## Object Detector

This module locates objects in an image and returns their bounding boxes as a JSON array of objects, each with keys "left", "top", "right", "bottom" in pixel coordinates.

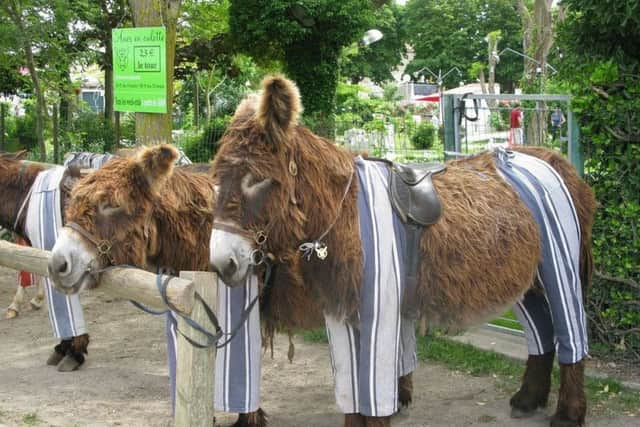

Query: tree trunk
[
  {"left": 6, "top": 1, "right": 48, "bottom": 160},
  {"left": 104, "top": 35, "right": 115, "bottom": 121},
  {"left": 129, "top": 0, "right": 181, "bottom": 145},
  {"left": 0, "top": 103, "right": 6, "bottom": 151},
  {"left": 518, "top": 0, "right": 555, "bottom": 146},
  {"left": 53, "top": 104, "right": 59, "bottom": 164}
]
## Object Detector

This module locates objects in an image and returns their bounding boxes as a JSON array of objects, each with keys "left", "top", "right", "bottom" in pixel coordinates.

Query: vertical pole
[
  {"left": 175, "top": 271, "right": 217, "bottom": 427},
  {"left": 567, "top": 106, "right": 583, "bottom": 176},
  {"left": 443, "top": 94, "right": 455, "bottom": 158},
  {"left": 115, "top": 111, "right": 121, "bottom": 149}
]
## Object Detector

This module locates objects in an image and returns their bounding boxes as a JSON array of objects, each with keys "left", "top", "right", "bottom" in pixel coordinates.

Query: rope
[{"left": 298, "top": 169, "right": 355, "bottom": 261}]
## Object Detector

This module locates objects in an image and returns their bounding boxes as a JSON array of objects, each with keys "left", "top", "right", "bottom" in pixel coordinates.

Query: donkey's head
[
  {"left": 48, "top": 145, "right": 178, "bottom": 294},
  {"left": 209, "top": 75, "right": 304, "bottom": 286}
]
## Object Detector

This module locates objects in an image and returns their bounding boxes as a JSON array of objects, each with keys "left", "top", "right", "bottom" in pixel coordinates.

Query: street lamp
[
  {"left": 361, "top": 29, "right": 383, "bottom": 47},
  {"left": 495, "top": 48, "right": 558, "bottom": 74},
  {"left": 413, "top": 66, "right": 463, "bottom": 123}
]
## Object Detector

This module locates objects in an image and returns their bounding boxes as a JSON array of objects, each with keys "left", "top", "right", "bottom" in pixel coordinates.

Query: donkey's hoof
[
  {"left": 550, "top": 414, "right": 583, "bottom": 427},
  {"left": 510, "top": 387, "right": 547, "bottom": 418},
  {"left": 231, "top": 408, "right": 268, "bottom": 427},
  {"left": 510, "top": 406, "right": 538, "bottom": 419},
  {"left": 29, "top": 298, "right": 43, "bottom": 310},
  {"left": 57, "top": 354, "right": 83, "bottom": 372},
  {"left": 46, "top": 350, "right": 65, "bottom": 366},
  {"left": 4, "top": 308, "right": 18, "bottom": 319}
]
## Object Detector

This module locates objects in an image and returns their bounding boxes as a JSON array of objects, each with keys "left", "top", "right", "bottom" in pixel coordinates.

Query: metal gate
[{"left": 443, "top": 93, "right": 583, "bottom": 175}]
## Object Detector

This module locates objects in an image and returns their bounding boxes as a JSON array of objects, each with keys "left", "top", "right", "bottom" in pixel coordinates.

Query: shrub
[
  {"left": 411, "top": 122, "right": 436, "bottom": 149},
  {"left": 180, "top": 116, "right": 230, "bottom": 163}
]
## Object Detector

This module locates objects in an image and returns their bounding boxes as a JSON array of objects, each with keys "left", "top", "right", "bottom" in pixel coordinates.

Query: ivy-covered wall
[{"left": 558, "top": 1, "right": 640, "bottom": 360}]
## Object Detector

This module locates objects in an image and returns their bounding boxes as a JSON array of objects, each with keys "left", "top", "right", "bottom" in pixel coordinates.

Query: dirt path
[{"left": 0, "top": 267, "right": 636, "bottom": 427}]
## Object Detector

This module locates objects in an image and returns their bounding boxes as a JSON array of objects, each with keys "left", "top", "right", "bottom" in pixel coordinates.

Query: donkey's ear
[
  {"left": 136, "top": 144, "right": 178, "bottom": 187},
  {"left": 257, "top": 75, "right": 302, "bottom": 146}
]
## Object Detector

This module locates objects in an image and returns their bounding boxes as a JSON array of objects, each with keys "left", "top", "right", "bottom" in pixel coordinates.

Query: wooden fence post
[{"left": 175, "top": 271, "right": 217, "bottom": 427}]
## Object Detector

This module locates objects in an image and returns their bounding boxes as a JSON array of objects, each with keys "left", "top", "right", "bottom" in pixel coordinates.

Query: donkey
[
  {"left": 207, "top": 76, "right": 597, "bottom": 427},
  {"left": 0, "top": 151, "right": 91, "bottom": 370}
]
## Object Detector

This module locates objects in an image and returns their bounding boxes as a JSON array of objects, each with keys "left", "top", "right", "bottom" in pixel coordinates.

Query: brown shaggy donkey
[
  {"left": 0, "top": 151, "right": 90, "bottom": 370},
  {"left": 207, "top": 76, "right": 596, "bottom": 427}
]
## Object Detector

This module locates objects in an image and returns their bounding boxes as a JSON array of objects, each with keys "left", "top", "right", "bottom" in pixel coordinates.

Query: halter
[{"left": 66, "top": 221, "right": 117, "bottom": 266}]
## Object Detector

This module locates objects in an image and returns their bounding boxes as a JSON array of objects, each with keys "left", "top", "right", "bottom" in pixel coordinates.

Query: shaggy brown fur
[
  {"left": 0, "top": 151, "right": 44, "bottom": 235},
  {"left": 554, "top": 362, "right": 586, "bottom": 427},
  {"left": 212, "top": 75, "right": 597, "bottom": 426}
]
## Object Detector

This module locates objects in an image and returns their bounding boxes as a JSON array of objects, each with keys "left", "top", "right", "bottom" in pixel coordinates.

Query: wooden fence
[{"left": 0, "top": 239, "right": 217, "bottom": 427}]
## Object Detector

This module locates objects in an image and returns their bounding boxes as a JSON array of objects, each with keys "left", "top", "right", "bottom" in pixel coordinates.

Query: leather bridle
[{"left": 66, "top": 221, "right": 117, "bottom": 266}]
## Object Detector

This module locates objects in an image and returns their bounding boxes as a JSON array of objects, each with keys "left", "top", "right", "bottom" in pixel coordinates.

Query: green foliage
[
  {"left": 411, "top": 122, "right": 436, "bottom": 149},
  {"left": 180, "top": 115, "right": 230, "bottom": 163},
  {"left": 229, "top": 0, "right": 379, "bottom": 129},
  {"left": 340, "top": 3, "right": 407, "bottom": 84},
  {"left": 404, "top": 0, "right": 522, "bottom": 89},
  {"left": 65, "top": 110, "right": 115, "bottom": 154},
  {"left": 557, "top": 0, "right": 640, "bottom": 360}
]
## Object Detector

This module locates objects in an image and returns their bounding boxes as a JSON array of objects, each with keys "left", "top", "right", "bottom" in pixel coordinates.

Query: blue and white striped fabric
[
  {"left": 495, "top": 149, "right": 588, "bottom": 364},
  {"left": 325, "top": 156, "right": 416, "bottom": 417},
  {"left": 166, "top": 273, "right": 261, "bottom": 413},
  {"left": 25, "top": 167, "right": 87, "bottom": 339},
  {"left": 63, "top": 152, "right": 115, "bottom": 169}
]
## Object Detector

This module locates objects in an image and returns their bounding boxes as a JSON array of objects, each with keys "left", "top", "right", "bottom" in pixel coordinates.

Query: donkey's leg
[
  {"left": 550, "top": 361, "right": 586, "bottom": 427},
  {"left": 5, "top": 285, "right": 25, "bottom": 319},
  {"left": 510, "top": 351, "right": 555, "bottom": 417},
  {"left": 29, "top": 279, "right": 45, "bottom": 309},
  {"left": 231, "top": 408, "right": 268, "bottom": 427},
  {"left": 344, "top": 413, "right": 366, "bottom": 427},
  {"left": 363, "top": 415, "right": 392, "bottom": 426},
  {"left": 511, "top": 290, "right": 556, "bottom": 417},
  {"left": 398, "top": 373, "right": 413, "bottom": 408}
]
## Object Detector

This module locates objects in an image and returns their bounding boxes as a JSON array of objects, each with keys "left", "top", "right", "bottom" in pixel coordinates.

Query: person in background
[
  {"left": 550, "top": 107, "right": 566, "bottom": 141},
  {"left": 509, "top": 103, "right": 524, "bottom": 146}
]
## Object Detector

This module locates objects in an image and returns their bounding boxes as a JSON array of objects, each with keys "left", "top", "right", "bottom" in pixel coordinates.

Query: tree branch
[{"left": 595, "top": 270, "right": 640, "bottom": 291}]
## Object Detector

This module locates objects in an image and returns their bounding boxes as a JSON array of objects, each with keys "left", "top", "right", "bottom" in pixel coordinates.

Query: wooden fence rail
[{"left": 0, "top": 239, "right": 217, "bottom": 427}]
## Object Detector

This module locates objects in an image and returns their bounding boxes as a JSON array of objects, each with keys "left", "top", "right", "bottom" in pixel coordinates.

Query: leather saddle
[{"left": 388, "top": 161, "right": 446, "bottom": 226}]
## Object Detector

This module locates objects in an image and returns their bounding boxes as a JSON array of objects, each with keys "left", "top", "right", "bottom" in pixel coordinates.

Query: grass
[
  {"left": 301, "top": 328, "right": 640, "bottom": 416},
  {"left": 21, "top": 412, "right": 41, "bottom": 426}
]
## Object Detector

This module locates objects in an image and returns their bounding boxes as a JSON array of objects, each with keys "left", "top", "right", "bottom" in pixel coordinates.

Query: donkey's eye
[{"left": 99, "top": 202, "right": 126, "bottom": 216}]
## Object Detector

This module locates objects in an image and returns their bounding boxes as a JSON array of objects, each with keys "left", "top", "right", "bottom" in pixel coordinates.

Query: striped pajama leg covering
[
  {"left": 166, "top": 274, "right": 261, "bottom": 414},
  {"left": 496, "top": 149, "right": 588, "bottom": 365},
  {"left": 25, "top": 167, "right": 87, "bottom": 340},
  {"left": 325, "top": 157, "right": 416, "bottom": 418}
]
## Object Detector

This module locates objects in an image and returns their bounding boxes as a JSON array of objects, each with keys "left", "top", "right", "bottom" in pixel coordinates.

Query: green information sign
[{"left": 112, "top": 27, "right": 167, "bottom": 113}]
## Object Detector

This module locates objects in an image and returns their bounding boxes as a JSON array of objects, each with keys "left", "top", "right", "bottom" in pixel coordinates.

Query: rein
[{"left": 66, "top": 220, "right": 267, "bottom": 350}]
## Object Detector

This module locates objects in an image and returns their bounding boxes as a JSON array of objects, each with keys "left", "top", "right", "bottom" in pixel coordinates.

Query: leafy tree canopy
[
  {"left": 340, "top": 3, "right": 407, "bottom": 84},
  {"left": 229, "top": 0, "right": 380, "bottom": 121},
  {"left": 404, "top": 0, "right": 522, "bottom": 88}
]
